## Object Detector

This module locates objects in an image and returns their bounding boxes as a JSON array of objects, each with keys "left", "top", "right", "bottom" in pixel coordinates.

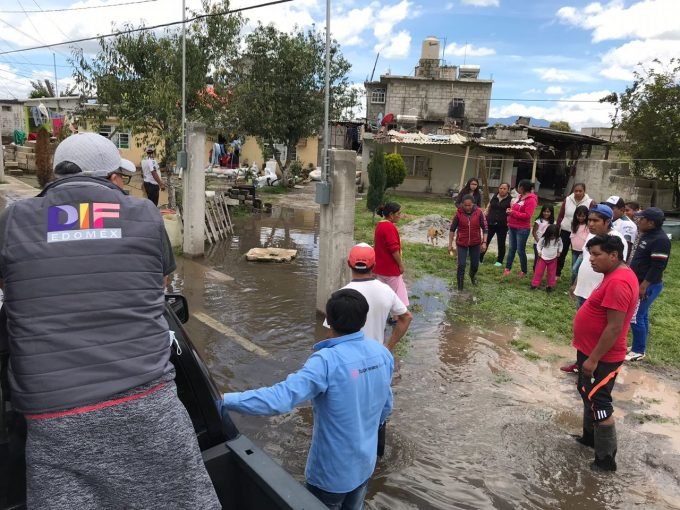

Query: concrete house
[{"left": 364, "top": 36, "right": 492, "bottom": 133}]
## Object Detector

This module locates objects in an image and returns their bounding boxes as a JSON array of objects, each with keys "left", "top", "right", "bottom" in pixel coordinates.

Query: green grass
[
  {"left": 354, "top": 196, "right": 680, "bottom": 368},
  {"left": 257, "top": 186, "right": 289, "bottom": 194}
]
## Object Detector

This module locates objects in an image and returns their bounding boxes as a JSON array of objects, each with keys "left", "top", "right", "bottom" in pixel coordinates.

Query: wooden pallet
[{"left": 204, "top": 191, "right": 234, "bottom": 244}]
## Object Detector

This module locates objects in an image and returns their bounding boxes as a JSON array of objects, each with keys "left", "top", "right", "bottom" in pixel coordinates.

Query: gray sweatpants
[{"left": 25, "top": 378, "right": 221, "bottom": 509}]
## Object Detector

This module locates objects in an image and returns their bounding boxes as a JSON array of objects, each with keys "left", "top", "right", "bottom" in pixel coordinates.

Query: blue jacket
[{"left": 222, "top": 331, "right": 394, "bottom": 493}]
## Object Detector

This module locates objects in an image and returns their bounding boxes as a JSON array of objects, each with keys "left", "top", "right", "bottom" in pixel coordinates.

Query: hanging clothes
[{"left": 13, "top": 130, "right": 26, "bottom": 145}]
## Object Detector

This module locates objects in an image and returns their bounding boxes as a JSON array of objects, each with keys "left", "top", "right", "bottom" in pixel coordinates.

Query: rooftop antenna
[{"left": 369, "top": 53, "right": 380, "bottom": 82}]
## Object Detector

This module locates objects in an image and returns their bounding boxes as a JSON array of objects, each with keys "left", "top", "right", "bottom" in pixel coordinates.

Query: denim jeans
[
  {"left": 481, "top": 223, "right": 507, "bottom": 263},
  {"left": 506, "top": 228, "right": 531, "bottom": 273},
  {"left": 457, "top": 244, "right": 481, "bottom": 280},
  {"left": 306, "top": 480, "right": 369, "bottom": 510},
  {"left": 631, "top": 281, "right": 663, "bottom": 354}
]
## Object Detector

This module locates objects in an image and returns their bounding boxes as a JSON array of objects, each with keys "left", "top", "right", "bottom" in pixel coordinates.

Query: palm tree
[{"left": 29, "top": 79, "right": 76, "bottom": 98}]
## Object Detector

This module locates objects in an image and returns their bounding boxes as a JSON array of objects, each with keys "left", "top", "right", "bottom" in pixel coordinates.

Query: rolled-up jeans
[{"left": 506, "top": 227, "right": 531, "bottom": 273}]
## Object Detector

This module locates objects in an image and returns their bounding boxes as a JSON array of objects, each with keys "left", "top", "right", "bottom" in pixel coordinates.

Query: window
[
  {"left": 116, "top": 132, "right": 130, "bottom": 149},
  {"left": 486, "top": 156, "right": 503, "bottom": 186},
  {"left": 1, "top": 106, "right": 11, "bottom": 112},
  {"left": 401, "top": 155, "right": 430, "bottom": 178},
  {"left": 449, "top": 98, "right": 465, "bottom": 118},
  {"left": 98, "top": 125, "right": 113, "bottom": 137},
  {"left": 371, "top": 88, "right": 386, "bottom": 104}
]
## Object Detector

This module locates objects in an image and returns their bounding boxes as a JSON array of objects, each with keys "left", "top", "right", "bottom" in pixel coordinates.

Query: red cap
[{"left": 348, "top": 243, "right": 375, "bottom": 270}]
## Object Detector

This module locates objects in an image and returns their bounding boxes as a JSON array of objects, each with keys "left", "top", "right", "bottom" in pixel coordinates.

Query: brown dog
[{"left": 427, "top": 226, "right": 444, "bottom": 246}]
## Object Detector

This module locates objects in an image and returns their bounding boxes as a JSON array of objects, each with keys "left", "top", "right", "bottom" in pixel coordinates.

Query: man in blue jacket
[
  {"left": 627, "top": 207, "right": 671, "bottom": 361},
  {"left": 222, "top": 289, "right": 394, "bottom": 510}
]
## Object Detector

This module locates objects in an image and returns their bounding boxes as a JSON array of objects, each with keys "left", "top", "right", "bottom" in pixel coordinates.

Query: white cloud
[
  {"left": 445, "top": 2, "right": 455, "bottom": 10},
  {"left": 444, "top": 42, "right": 495, "bottom": 57},
  {"left": 371, "top": 0, "right": 413, "bottom": 60},
  {"left": 375, "top": 30, "right": 412, "bottom": 59},
  {"left": 489, "top": 90, "right": 616, "bottom": 130},
  {"left": 535, "top": 67, "right": 595, "bottom": 83},
  {"left": 545, "top": 86, "right": 565, "bottom": 94},
  {"left": 600, "top": 38, "right": 680, "bottom": 80},
  {"left": 331, "top": 7, "right": 374, "bottom": 46},
  {"left": 557, "top": 0, "right": 680, "bottom": 43},
  {"left": 462, "top": 0, "right": 500, "bottom": 7}
]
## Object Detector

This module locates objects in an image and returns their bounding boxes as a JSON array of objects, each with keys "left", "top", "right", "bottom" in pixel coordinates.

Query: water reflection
[{"left": 172, "top": 207, "right": 680, "bottom": 510}]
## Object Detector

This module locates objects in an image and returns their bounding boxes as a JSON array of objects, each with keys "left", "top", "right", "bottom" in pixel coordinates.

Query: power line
[
  {"left": 30, "top": 0, "right": 72, "bottom": 41},
  {"left": 0, "top": 0, "right": 295, "bottom": 55},
  {"left": 0, "top": 0, "right": 158, "bottom": 13},
  {"left": 0, "top": 17, "right": 71, "bottom": 59}
]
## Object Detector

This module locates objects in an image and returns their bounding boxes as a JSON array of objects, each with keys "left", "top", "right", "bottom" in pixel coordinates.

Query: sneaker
[
  {"left": 560, "top": 363, "right": 578, "bottom": 373},
  {"left": 494, "top": 262, "right": 502, "bottom": 267},
  {"left": 517, "top": 272, "right": 527, "bottom": 278},
  {"left": 546, "top": 287, "right": 554, "bottom": 293},
  {"left": 626, "top": 346, "right": 632, "bottom": 354},
  {"left": 503, "top": 269, "right": 511, "bottom": 276},
  {"left": 625, "top": 351, "right": 646, "bottom": 362}
]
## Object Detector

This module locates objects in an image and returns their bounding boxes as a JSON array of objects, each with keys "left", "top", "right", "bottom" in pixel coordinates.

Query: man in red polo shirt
[{"left": 572, "top": 234, "right": 638, "bottom": 472}]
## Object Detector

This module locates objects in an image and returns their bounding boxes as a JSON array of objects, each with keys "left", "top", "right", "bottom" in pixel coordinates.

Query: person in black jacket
[
  {"left": 455, "top": 178, "right": 482, "bottom": 208},
  {"left": 626, "top": 207, "right": 671, "bottom": 361},
  {"left": 480, "top": 182, "right": 512, "bottom": 266}
]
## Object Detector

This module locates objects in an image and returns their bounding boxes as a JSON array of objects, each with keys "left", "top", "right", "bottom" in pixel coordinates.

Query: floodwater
[{"left": 172, "top": 206, "right": 680, "bottom": 510}]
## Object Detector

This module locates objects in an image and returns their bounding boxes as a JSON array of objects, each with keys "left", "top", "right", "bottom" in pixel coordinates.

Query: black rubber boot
[
  {"left": 575, "top": 407, "right": 594, "bottom": 448},
  {"left": 457, "top": 275, "right": 464, "bottom": 291},
  {"left": 591, "top": 422, "right": 617, "bottom": 472}
]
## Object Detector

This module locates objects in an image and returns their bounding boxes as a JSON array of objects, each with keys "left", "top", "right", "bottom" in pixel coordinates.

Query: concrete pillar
[
  {"left": 183, "top": 123, "right": 206, "bottom": 257},
  {"left": 316, "top": 149, "right": 356, "bottom": 313},
  {"left": 0, "top": 123, "right": 4, "bottom": 183}
]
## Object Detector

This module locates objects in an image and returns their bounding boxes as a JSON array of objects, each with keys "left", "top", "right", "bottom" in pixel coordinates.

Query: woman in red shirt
[{"left": 373, "top": 202, "right": 408, "bottom": 307}]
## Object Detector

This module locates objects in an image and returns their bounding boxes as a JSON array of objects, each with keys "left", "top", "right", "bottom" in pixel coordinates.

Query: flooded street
[{"left": 173, "top": 207, "right": 680, "bottom": 510}]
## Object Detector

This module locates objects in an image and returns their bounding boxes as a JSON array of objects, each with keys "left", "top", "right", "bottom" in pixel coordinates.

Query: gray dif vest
[{"left": 0, "top": 176, "right": 172, "bottom": 414}]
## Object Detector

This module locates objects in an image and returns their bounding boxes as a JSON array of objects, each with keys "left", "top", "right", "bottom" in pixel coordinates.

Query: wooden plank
[
  {"left": 193, "top": 312, "right": 270, "bottom": 358},
  {"left": 205, "top": 200, "right": 220, "bottom": 241},
  {"left": 215, "top": 193, "right": 230, "bottom": 234},
  {"left": 209, "top": 198, "right": 225, "bottom": 239}
]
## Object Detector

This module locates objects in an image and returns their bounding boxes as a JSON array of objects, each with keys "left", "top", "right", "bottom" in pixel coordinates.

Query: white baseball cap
[
  {"left": 119, "top": 159, "right": 137, "bottom": 176},
  {"left": 53, "top": 133, "right": 123, "bottom": 176},
  {"left": 605, "top": 195, "right": 623, "bottom": 206}
]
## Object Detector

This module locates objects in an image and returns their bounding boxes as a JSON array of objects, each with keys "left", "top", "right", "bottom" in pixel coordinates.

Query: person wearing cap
[
  {"left": 562, "top": 204, "right": 628, "bottom": 373},
  {"left": 604, "top": 196, "right": 637, "bottom": 261},
  {"left": 141, "top": 146, "right": 165, "bottom": 206},
  {"left": 626, "top": 207, "right": 671, "bottom": 362},
  {"left": 327, "top": 243, "right": 412, "bottom": 352},
  {"left": 222, "top": 289, "right": 393, "bottom": 509},
  {"left": 0, "top": 133, "right": 220, "bottom": 508},
  {"left": 93, "top": 157, "right": 137, "bottom": 192}
]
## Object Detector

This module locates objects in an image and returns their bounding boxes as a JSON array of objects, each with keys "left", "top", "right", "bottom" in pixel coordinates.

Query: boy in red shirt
[{"left": 572, "top": 235, "right": 638, "bottom": 472}]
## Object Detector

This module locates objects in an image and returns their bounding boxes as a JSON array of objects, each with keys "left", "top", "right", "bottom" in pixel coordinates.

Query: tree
[
  {"left": 618, "top": 59, "right": 680, "bottom": 205},
  {"left": 231, "top": 24, "right": 351, "bottom": 186},
  {"left": 367, "top": 146, "right": 386, "bottom": 221},
  {"left": 29, "top": 79, "right": 76, "bottom": 98},
  {"left": 384, "top": 153, "right": 407, "bottom": 190},
  {"left": 35, "top": 128, "right": 52, "bottom": 188},
  {"left": 72, "top": 0, "right": 242, "bottom": 166},
  {"left": 549, "top": 121, "right": 572, "bottom": 132}
]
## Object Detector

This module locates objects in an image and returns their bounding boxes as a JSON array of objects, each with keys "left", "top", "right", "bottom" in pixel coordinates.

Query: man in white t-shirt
[
  {"left": 325, "top": 243, "right": 412, "bottom": 351},
  {"left": 141, "top": 146, "right": 165, "bottom": 206},
  {"left": 571, "top": 204, "right": 628, "bottom": 307},
  {"left": 605, "top": 196, "right": 637, "bottom": 261}
]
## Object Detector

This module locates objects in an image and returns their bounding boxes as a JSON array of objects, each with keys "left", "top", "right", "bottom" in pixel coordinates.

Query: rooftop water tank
[{"left": 421, "top": 36, "right": 440, "bottom": 61}]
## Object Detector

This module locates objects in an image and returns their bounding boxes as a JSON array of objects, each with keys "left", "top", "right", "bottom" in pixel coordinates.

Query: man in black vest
[{"left": 0, "top": 133, "right": 219, "bottom": 509}]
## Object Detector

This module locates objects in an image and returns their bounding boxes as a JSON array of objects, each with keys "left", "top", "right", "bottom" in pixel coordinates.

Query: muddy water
[{"left": 173, "top": 207, "right": 680, "bottom": 510}]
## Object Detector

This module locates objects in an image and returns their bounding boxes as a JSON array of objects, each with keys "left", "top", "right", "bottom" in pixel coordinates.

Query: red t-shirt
[
  {"left": 374, "top": 220, "right": 401, "bottom": 276},
  {"left": 572, "top": 266, "right": 639, "bottom": 363}
]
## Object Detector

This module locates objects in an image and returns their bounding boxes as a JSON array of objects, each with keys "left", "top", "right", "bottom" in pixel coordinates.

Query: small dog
[{"left": 427, "top": 226, "right": 444, "bottom": 246}]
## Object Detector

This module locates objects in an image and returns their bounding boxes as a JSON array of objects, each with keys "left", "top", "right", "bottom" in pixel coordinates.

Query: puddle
[{"left": 172, "top": 206, "right": 680, "bottom": 510}]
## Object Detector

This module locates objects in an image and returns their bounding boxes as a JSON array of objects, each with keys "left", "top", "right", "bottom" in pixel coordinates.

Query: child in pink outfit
[{"left": 531, "top": 224, "right": 563, "bottom": 292}]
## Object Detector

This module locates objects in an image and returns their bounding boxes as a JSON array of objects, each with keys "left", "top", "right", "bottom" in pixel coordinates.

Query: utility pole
[
  {"left": 322, "top": 0, "right": 330, "bottom": 182},
  {"left": 53, "top": 53, "right": 60, "bottom": 115},
  {"left": 0, "top": 122, "right": 5, "bottom": 183}
]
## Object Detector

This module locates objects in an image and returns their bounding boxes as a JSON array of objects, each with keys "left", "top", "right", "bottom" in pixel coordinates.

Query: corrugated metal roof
[{"left": 376, "top": 130, "right": 468, "bottom": 145}]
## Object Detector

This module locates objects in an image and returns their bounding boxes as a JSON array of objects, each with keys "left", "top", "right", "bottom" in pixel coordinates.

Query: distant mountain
[{"left": 487, "top": 116, "right": 550, "bottom": 127}]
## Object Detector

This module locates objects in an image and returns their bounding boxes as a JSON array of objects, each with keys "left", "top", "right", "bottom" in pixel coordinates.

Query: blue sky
[{"left": 0, "top": 0, "right": 677, "bottom": 129}]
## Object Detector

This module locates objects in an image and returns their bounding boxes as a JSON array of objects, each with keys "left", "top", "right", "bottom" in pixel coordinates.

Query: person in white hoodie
[{"left": 555, "top": 183, "right": 594, "bottom": 278}]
